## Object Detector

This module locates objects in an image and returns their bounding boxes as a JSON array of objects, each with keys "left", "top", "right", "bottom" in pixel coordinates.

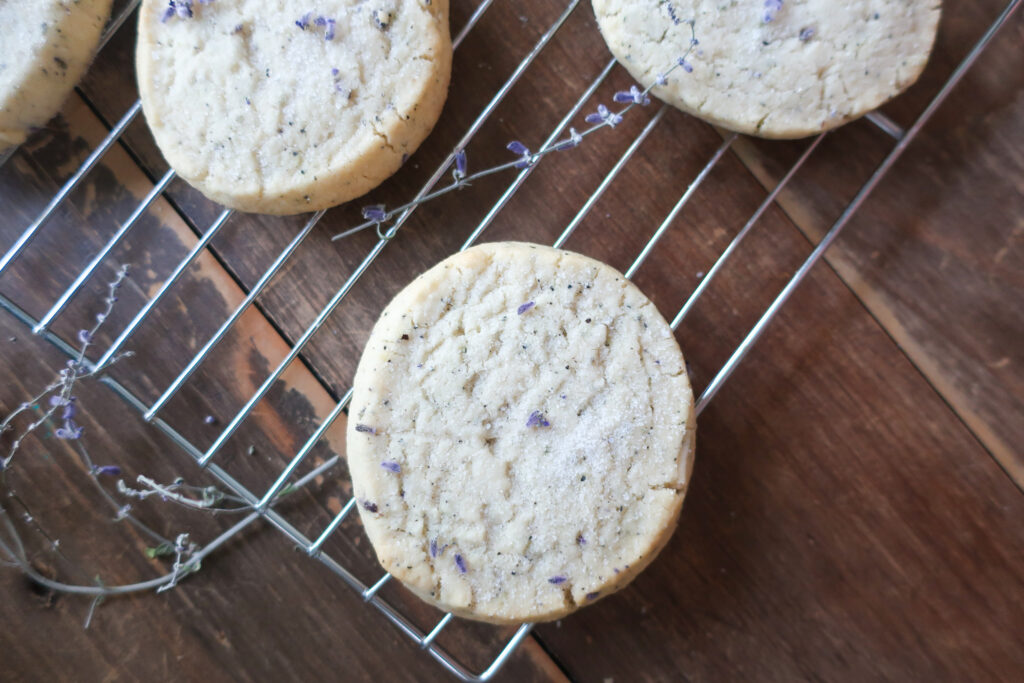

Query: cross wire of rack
[{"left": 0, "top": 0, "right": 1019, "bottom": 679}]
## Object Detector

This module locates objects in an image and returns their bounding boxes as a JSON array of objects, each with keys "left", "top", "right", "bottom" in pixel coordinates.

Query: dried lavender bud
[
  {"left": 454, "top": 149, "right": 467, "bottom": 179},
  {"left": 381, "top": 460, "right": 401, "bottom": 473},
  {"left": 586, "top": 591, "right": 600, "bottom": 600},
  {"left": 362, "top": 205, "right": 387, "bottom": 222},
  {"left": 763, "top": 0, "right": 783, "bottom": 23},
  {"left": 677, "top": 57, "right": 694, "bottom": 73},
  {"left": 203, "top": 415, "right": 216, "bottom": 425},
  {"left": 314, "top": 15, "right": 327, "bottom": 26},
  {"left": 361, "top": 500, "right": 379, "bottom": 513},
  {"left": 325, "top": 18, "right": 336, "bottom": 40},
  {"left": 799, "top": 26, "right": 815, "bottom": 41},
  {"left": 613, "top": 85, "right": 650, "bottom": 106},
  {"left": 454, "top": 553, "right": 467, "bottom": 573},
  {"left": 355, "top": 423, "right": 377, "bottom": 434},
  {"left": 77, "top": 329, "right": 92, "bottom": 344},
  {"left": 506, "top": 140, "right": 531, "bottom": 168},
  {"left": 576, "top": 534, "right": 586, "bottom": 545},
  {"left": 548, "top": 576, "right": 567, "bottom": 585},
  {"left": 175, "top": 0, "right": 193, "bottom": 19},
  {"left": 295, "top": 12, "right": 312, "bottom": 30},
  {"left": 160, "top": 4, "right": 175, "bottom": 22},
  {"left": 585, "top": 104, "right": 623, "bottom": 127},
  {"left": 526, "top": 410, "right": 550, "bottom": 428},
  {"left": 655, "top": 73, "right": 668, "bottom": 86},
  {"left": 55, "top": 420, "right": 83, "bottom": 440},
  {"left": 429, "top": 538, "right": 438, "bottom": 558},
  {"left": 516, "top": 301, "right": 535, "bottom": 315},
  {"left": 665, "top": 2, "right": 682, "bottom": 25},
  {"left": 93, "top": 465, "right": 122, "bottom": 477},
  {"left": 61, "top": 401, "right": 76, "bottom": 421}
]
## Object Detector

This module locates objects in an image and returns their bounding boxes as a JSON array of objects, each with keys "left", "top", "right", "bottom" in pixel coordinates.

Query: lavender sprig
[
  {"left": 332, "top": 22, "right": 700, "bottom": 243},
  {"left": 0, "top": 265, "right": 344, "bottom": 617},
  {"left": 116, "top": 476, "right": 252, "bottom": 513},
  {"left": 2, "top": 265, "right": 131, "bottom": 470}
]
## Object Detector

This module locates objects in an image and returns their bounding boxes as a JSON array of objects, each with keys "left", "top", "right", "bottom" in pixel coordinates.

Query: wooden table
[{"left": 1, "top": 1, "right": 1021, "bottom": 680}]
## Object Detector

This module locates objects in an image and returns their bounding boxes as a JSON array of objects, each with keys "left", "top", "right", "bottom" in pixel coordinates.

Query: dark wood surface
[
  {"left": 1, "top": 1, "right": 1022, "bottom": 681},
  {"left": 728, "top": 0, "right": 1024, "bottom": 487}
]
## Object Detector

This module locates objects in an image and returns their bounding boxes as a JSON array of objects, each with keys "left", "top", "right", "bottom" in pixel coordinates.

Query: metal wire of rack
[{"left": 0, "top": 0, "right": 1020, "bottom": 679}]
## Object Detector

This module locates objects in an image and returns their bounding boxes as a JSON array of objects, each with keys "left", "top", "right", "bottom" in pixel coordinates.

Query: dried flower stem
[
  {"left": 2, "top": 264, "right": 132, "bottom": 471},
  {"left": 118, "top": 476, "right": 252, "bottom": 513},
  {"left": 0, "top": 380, "right": 62, "bottom": 437},
  {"left": 0, "top": 509, "right": 259, "bottom": 597},
  {"left": 0, "top": 262, "right": 341, "bottom": 600},
  {"left": 332, "top": 23, "right": 698, "bottom": 243}
]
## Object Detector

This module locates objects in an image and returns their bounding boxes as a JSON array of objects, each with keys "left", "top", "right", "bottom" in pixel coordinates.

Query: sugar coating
[
  {"left": 0, "top": 0, "right": 113, "bottom": 150},
  {"left": 347, "top": 243, "right": 696, "bottom": 623},
  {"left": 136, "top": 0, "right": 451, "bottom": 214},
  {"left": 591, "top": 0, "right": 941, "bottom": 138}
]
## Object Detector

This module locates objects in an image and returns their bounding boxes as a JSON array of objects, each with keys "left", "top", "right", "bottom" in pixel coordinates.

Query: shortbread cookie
[
  {"left": 0, "top": 0, "right": 113, "bottom": 150},
  {"left": 136, "top": 0, "right": 451, "bottom": 214},
  {"left": 347, "top": 242, "right": 696, "bottom": 624},
  {"left": 591, "top": 0, "right": 941, "bottom": 138}
]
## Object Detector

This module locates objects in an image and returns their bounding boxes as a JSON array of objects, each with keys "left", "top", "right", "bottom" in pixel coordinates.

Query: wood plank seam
[{"left": 725, "top": 136, "right": 1024, "bottom": 493}]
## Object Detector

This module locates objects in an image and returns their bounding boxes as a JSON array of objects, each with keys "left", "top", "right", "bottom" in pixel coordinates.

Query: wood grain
[
  {"left": 0, "top": 81, "right": 562, "bottom": 683},
  {"left": 727, "top": 0, "right": 1024, "bottom": 486},
  {"left": 1, "top": 0, "right": 1022, "bottom": 681}
]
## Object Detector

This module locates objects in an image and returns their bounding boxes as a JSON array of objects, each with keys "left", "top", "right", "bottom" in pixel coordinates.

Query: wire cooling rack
[{"left": 0, "top": 0, "right": 1019, "bottom": 679}]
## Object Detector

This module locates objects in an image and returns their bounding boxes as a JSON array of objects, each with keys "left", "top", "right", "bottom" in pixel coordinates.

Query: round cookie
[
  {"left": 347, "top": 242, "right": 696, "bottom": 624},
  {"left": 0, "top": 0, "right": 113, "bottom": 150},
  {"left": 136, "top": 0, "right": 451, "bottom": 214},
  {"left": 591, "top": 0, "right": 941, "bottom": 138}
]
